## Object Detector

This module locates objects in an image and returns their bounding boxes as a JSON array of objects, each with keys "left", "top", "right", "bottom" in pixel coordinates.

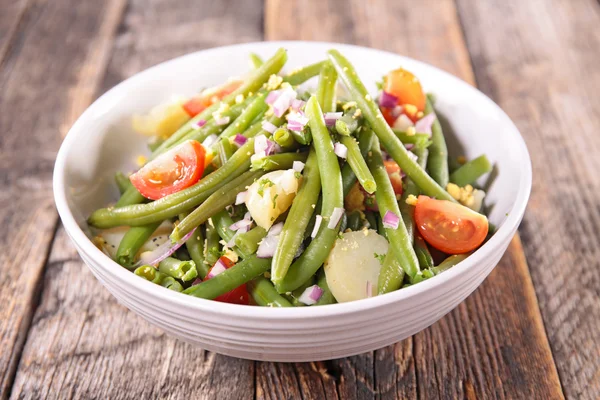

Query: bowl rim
[{"left": 53, "top": 40, "right": 532, "bottom": 319}]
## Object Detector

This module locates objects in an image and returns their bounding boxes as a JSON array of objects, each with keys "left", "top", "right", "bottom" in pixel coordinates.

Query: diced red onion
[
  {"left": 292, "top": 161, "right": 305, "bottom": 172},
  {"left": 207, "top": 258, "right": 227, "bottom": 278},
  {"left": 262, "top": 120, "right": 277, "bottom": 134},
  {"left": 334, "top": 142, "right": 348, "bottom": 159},
  {"left": 244, "top": 211, "right": 251, "bottom": 220},
  {"left": 226, "top": 231, "right": 239, "bottom": 248},
  {"left": 193, "top": 119, "right": 207, "bottom": 130},
  {"left": 229, "top": 218, "right": 253, "bottom": 232},
  {"left": 404, "top": 143, "right": 414, "bottom": 150},
  {"left": 393, "top": 114, "right": 414, "bottom": 131},
  {"left": 382, "top": 210, "right": 400, "bottom": 229},
  {"left": 311, "top": 215, "right": 322, "bottom": 238},
  {"left": 272, "top": 87, "right": 297, "bottom": 117},
  {"left": 268, "top": 222, "right": 284, "bottom": 236},
  {"left": 266, "top": 89, "right": 281, "bottom": 105},
  {"left": 324, "top": 112, "right": 343, "bottom": 126},
  {"left": 291, "top": 99, "right": 306, "bottom": 111},
  {"left": 379, "top": 91, "right": 398, "bottom": 108},
  {"left": 202, "top": 134, "right": 218, "bottom": 148},
  {"left": 287, "top": 110, "right": 309, "bottom": 132},
  {"left": 407, "top": 151, "right": 419, "bottom": 162},
  {"left": 233, "top": 134, "right": 247, "bottom": 147},
  {"left": 254, "top": 134, "right": 268, "bottom": 155},
  {"left": 391, "top": 105, "right": 403, "bottom": 118},
  {"left": 328, "top": 207, "right": 344, "bottom": 229},
  {"left": 298, "top": 285, "right": 323, "bottom": 305},
  {"left": 213, "top": 113, "right": 230, "bottom": 126},
  {"left": 415, "top": 113, "right": 436, "bottom": 136},
  {"left": 265, "top": 139, "right": 281, "bottom": 156},
  {"left": 235, "top": 190, "right": 247, "bottom": 205},
  {"left": 366, "top": 281, "right": 373, "bottom": 298},
  {"left": 135, "top": 228, "right": 196, "bottom": 267},
  {"left": 257, "top": 235, "right": 279, "bottom": 258},
  {"left": 288, "top": 121, "right": 304, "bottom": 132}
]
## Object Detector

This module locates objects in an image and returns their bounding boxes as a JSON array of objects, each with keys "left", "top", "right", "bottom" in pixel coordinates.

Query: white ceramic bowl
[{"left": 53, "top": 41, "right": 531, "bottom": 361}]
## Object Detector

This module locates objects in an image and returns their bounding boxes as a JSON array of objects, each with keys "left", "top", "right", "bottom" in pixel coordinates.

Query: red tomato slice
[
  {"left": 204, "top": 256, "right": 249, "bottom": 305},
  {"left": 182, "top": 80, "right": 243, "bottom": 117},
  {"left": 414, "top": 195, "right": 488, "bottom": 254},
  {"left": 384, "top": 160, "right": 403, "bottom": 195},
  {"left": 130, "top": 140, "right": 205, "bottom": 200},
  {"left": 380, "top": 106, "right": 396, "bottom": 126},
  {"left": 384, "top": 68, "right": 426, "bottom": 112}
]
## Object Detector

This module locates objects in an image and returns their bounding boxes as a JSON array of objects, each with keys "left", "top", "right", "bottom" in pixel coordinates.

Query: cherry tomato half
[
  {"left": 414, "top": 195, "right": 488, "bottom": 254},
  {"left": 130, "top": 140, "right": 205, "bottom": 200},
  {"left": 182, "top": 80, "right": 243, "bottom": 117},
  {"left": 204, "top": 256, "right": 249, "bottom": 305},
  {"left": 384, "top": 68, "right": 426, "bottom": 113}
]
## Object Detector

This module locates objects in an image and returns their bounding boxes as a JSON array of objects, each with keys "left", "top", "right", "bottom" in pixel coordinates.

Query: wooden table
[{"left": 1, "top": 0, "right": 598, "bottom": 398}]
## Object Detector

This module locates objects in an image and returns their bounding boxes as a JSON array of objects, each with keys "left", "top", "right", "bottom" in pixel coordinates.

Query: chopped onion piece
[
  {"left": 202, "top": 134, "right": 218, "bottom": 148},
  {"left": 287, "top": 121, "right": 304, "bottom": 132},
  {"left": 415, "top": 113, "right": 436, "bottom": 136},
  {"left": 235, "top": 191, "right": 248, "bottom": 205},
  {"left": 334, "top": 142, "right": 348, "bottom": 159},
  {"left": 265, "top": 139, "right": 281, "bottom": 156},
  {"left": 233, "top": 134, "right": 247, "bottom": 147},
  {"left": 407, "top": 151, "right": 418, "bottom": 162},
  {"left": 229, "top": 218, "right": 253, "bottom": 232},
  {"left": 323, "top": 112, "right": 343, "bottom": 126},
  {"left": 379, "top": 91, "right": 398, "bottom": 108},
  {"left": 272, "top": 87, "right": 297, "bottom": 117},
  {"left": 405, "top": 143, "right": 414, "bottom": 150},
  {"left": 254, "top": 134, "right": 268, "bottom": 155},
  {"left": 298, "top": 285, "right": 324, "bottom": 305},
  {"left": 266, "top": 89, "right": 281, "bottom": 105},
  {"left": 382, "top": 211, "right": 400, "bottom": 229},
  {"left": 262, "top": 120, "right": 277, "bottom": 134},
  {"left": 257, "top": 235, "right": 279, "bottom": 258},
  {"left": 291, "top": 99, "right": 306, "bottom": 111},
  {"left": 287, "top": 110, "right": 309, "bottom": 126},
  {"left": 393, "top": 114, "right": 414, "bottom": 131},
  {"left": 207, "top": 258, "right": 227, "bottom": 278},
  {"left": 268, "top": 222, "right": 284, "bottom": 236},
  {"left": 292, "top": 161, "right": 305, "bottom": 172},
  {"left": 311, "top": 215, "right": 323, "bottom": 238},
  {"left": 213, "top": 113, "right": 230, "bottom": 126},
  {"left": 135, "top": 228, "right": 196, "bottom": 267},
  {"left": 193, "top": 119, "right": 207, "bottom": 130},
  {"left": 328, "top": 207, "right": 344, "bottom": 229},
  {"left": 391, "top": 105, "right": 403, "bottom": 118}
]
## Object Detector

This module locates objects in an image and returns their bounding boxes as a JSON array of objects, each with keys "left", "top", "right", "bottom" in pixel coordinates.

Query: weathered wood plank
[
  {"left": 0, "top": 0, "right": 126, "bottom": 398},
  {"left": 456, "top": 0, "right": 600, "bottom": 398},
  {"left": 265, "top": 0, "right": 564, "bottom": 398},
  {"left": 8, "top": 0, "right": 264, "bottom": 398},
  {"left": 0, "top": 0, "right": 29, "bottom": 65}
]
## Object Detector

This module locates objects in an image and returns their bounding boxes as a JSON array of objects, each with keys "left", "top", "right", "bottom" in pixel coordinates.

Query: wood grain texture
[
  {"left": 456, "top": 0, "right": 600, "bottom": 398},
  {"left": 0, "top": 0, "right": 126, "bottom": 397},
  {"left": 265, "top": 0, "right": 564, "bottom": 398},
  {"left": 8, "top": 0, "right": 264, "bottom": 399},
  {"left": 0, "top": 0, "right": 30, "bottom": 66}
]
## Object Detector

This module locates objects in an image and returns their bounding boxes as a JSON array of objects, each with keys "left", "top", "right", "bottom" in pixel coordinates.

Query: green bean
[
  {"left": 115, "top": 172, "right": 130, "bottom": 195},
  {"left": 399, "top": 147, "right": 429, "bottom": 244},
  {"left": 205, "top": 222, "right": 221, "bottom": 267},
  {"left": 339, "top": 212, "right": 348, "bottom": 233},
  {"left": 88, "top": 138, "right": 257, "bottom": 228},
  {"left": 376, "top": 213, "right": 388, "bottom": 240},
  {"left": 115, "top": 185, "right": 146, "bottom": 208},
  {"left": 185, "top": 226, "right": 208, "bottom": 278},
  {"left": 346, "top": 210, "right": 362, "bottom": 231},
  {"left": 272, "top": 150, "right": 321, "bottom": 284},
  {"left": 449, "top": 155, "right": 492, "bottom": 187},
  {"left": 234, "top": 226, "right": 267, "bottom": 255},
  {"left": 341, "top": 163, "right": 357, "bottom": 198},
  {"left": 316, "top": 61, "right": 338, "bottom": 112},
  {"left": 115, "top": 222, "right": 161, "bottom": 268},
  {"left": 216, "top": 137, "right": 235, "bottom": 166},
  {"left": 244, "top": 114, "right": 285, "bottom": 139},
  {"left": 315, "top": 268, "right": 336, "bottom": 305},
  {"left": 425, "top": 94, "right": 449, "bottom": 188},
  {"left": 432, "top": 254, "right": 469, "bottom": 275},
  {"left": 158, "top": 257, "right": 197, "bottom": 282},
  {"left": 249, "top": 52, "right": 263, "bottom": 69},
  {"left": 290, "top": 125, "right": 312, "bottom": 145},
  {"left": 219, "top": 94, "right": 268, "bottom": 140},
  {"left": 183, "top": 255, "right": 271, "bottom": 299},
  {"left": 392, "top": 129, "right": 432, "bottom": 148},
  {"left": 366, "top": 131, "right": 419, "bottom": 282},
  {"left": 334, "top": 106, "right": 361, "bottom": 136},
  {"left": 304, "top": 196, "right": 322, "bottom": 240},
  {"left": 273, "top": 126, "right": 295, "bottom": 148},
  {"left": 211, "top": 210, "right": 251, "bottom": 258},
  {"left": 148, "top": 137, "right": 164, "bottom": 152},
  {"left": 134, "top": 265, "right": 183, "bottom": 292},
  {"left": 327, "top": 50, "right": 454, "bottom": 202},
  {"left": 248, "top": 277, "right": 293, "bottom": 307},
  {"left": 364, "top": 211, "right": 377, "bottom": 230},
  {"left": 378, "top": 249, "right": 404, "bottom": 294},
  {"left": 275, "top": 96, "right": 343, "bottom": 293},
  {"left": 288, "top": 277, "right": 315, "bottom": 307},
  {"left": 414, "top": 235, "right": 434, "bottom": 269},
  {"left": 339, "top": 135, "right": 376, "bottom": 193},
  {"left": 251, "top": 151, "right": 308, "bottom": 172},
  {"left": 282, "top": 60, "right": 327, "bottom": 86},
  {"left": 172, "top": 170, "right": 264, "bottom": 241},
  {"left": 154, "top": 48, "right": 288, "bottom": 155}
]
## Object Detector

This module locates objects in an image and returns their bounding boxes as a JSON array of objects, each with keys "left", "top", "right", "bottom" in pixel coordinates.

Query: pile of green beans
[{"left": 89, "top": 47, "right": 493, "bottom": 307}]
